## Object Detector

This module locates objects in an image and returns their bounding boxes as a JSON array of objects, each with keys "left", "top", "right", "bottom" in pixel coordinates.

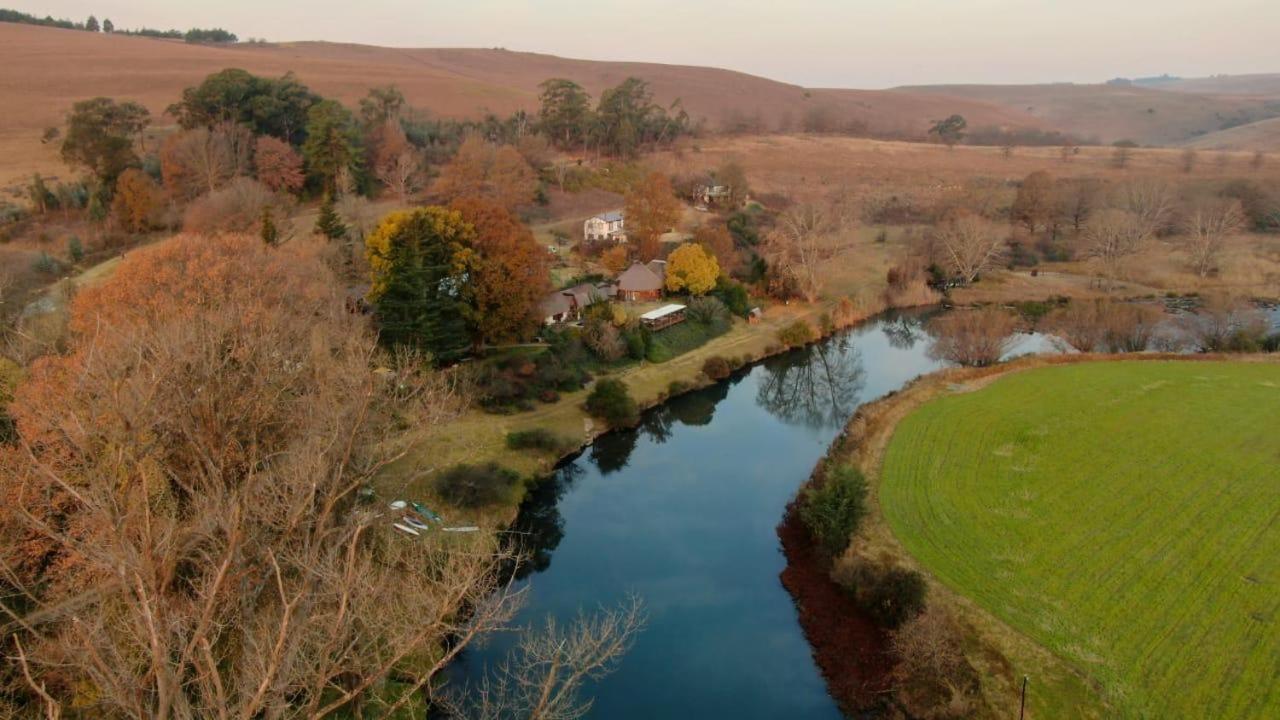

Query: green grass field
[{"left": 880, "top": 361, "right": 1280, "bottom": 719}]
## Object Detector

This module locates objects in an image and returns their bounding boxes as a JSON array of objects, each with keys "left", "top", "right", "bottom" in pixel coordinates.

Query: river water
[{"left": 450, "top": 310, "right": 1054, "bottom": 718}]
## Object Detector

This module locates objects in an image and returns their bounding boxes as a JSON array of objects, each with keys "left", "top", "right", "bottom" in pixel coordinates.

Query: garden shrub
[
  {"left": 799, "top": 464, "right": 868, "bottom": 557},
  {"left": 506, "top": 428, "right": 575, "bottom": 454},
  {"left": 585, "top": 378, "right": 638, "bottom": 426},
  {"left": 435, "top": 462, "right": 523, "bottom": 508},
  {"left": 711, "top": 276, "right": 752, "bottom": 318},
  {"left": 685, "top": 296, "right": 731, "bottom": 328},
  {"left": 702, "top": 355, "right": 731, "bottom": 380},
  {"left": 840, "top": 563, "right": 928, "bottom": 629},
  {"left": 777, "top": 319, "right": 817, "bottom": 348}
]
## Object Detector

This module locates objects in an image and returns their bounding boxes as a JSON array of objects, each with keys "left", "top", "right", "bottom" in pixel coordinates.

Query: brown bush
[
  {"left": 182, "top": 177, "right": 283, "bottom": 234},
  {"left": 702, "top": 355, "right": 731, "bottom": 380},
  {"left": 926, "top": 307, "right": 1017, "bottom": 366},
  {"left": 890, "top": 605, "right": 979, "bottom": 720},
  {"left": 111, "top": 167, "right": 164, "bottom": 232}
]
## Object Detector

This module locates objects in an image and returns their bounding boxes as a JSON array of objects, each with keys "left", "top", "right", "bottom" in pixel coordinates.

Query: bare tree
[
  {"left": 764, "top": 200, "right": 856, "bottom": 302},
  {"left": 1181, "top": 198, "right": 1244, "bottom": 277},
  {"left": 933, "top": 211, "right": 1004, "bottom": 283},
  {"left": 459, "top": 596, "right": 646, "bottom": 720},
  {"left": 1180, "top": 148, "right": 1197, "bottom": 173},
  {"left": 1117, "top": 180, "right": 1176, "bottom": 238},
  {"left": 926, "top": 307, "right": 1017, "bottom": 367},
  {"left": 376, "top": 148, "right": 426, "bottom": 204},
  {"left": 1178, "top": 294, "right": 1271, "bottom": 351},
  {"left": 161, "top": 122, "right": 253, "bottom": 200},
  {"left": 1081, "top": 209, "right": 1150, "bottom": 286},
  {"left": 1251, "top": 151, "right": 1266, "bottom": 171}
]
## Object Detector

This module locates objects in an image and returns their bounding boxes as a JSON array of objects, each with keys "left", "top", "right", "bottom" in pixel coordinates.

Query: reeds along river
[{"left": 447, "top": 310, "right": 1056, "bottom": 719}]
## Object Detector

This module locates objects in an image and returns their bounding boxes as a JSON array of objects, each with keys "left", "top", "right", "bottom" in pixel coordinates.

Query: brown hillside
[
  {"left": 0, "top": 22, "right": 1039, "bottom": 190},
  {"left": 1178, "top": 117, "right": 1280, "bottom": 152},
  {"left": 896, "top": 82, "right": 1280, "bottom": 146},
  {"left": 1159, "top": 74, "right": 1280, "bottom": 97}
]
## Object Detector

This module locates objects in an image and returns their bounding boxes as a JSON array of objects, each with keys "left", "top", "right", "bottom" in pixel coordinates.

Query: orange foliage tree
[
  {"left": 625, "top": 172, "right": 681, "bottom": 262},
  {"left": 0, "top": 233, "right": 518, "bottom": 716},
  {"left": 451, "top": 197, "right": 552, "bottom": 344},
  {"left": 253, "top": 134, "right": 305, "bottom": 194},
  {"left": 602, "top": 244, "right": 631, "bottom": 274},
  {"left": 694, "top": 221, "right": 738, "bottom": 274},
  {"left": 664, "top": 242, "right": 720, "bottom": 295},
  {"left": 111, "top": 167, "right": 164, "bottom": 232},
  {"left": 433, "top": 135, "right": 537, "bottom": 210}
]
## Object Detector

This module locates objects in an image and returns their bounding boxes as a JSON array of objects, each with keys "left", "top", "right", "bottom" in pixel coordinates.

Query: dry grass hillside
[
  {"left": 1178, "top": 117, "right": 1280, "bottom": 152},
  {"left": 0, "top": 22, "right": 1039, "bottom": 190},
  {"left": 1160, "top": 73, "right": 1280, "bottom": 96},
  {"left": 897, "top": 82, "right": 1280, "bottom": 146}
]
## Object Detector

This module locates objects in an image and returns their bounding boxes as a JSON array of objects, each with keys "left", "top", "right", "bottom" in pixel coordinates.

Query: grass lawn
[{"left": 880, "top": 361, "right": 1280, "bottom": 719}]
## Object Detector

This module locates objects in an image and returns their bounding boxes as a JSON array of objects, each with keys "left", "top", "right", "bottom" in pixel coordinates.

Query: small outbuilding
[
  {"left": 747, "top": 307, "right": 764, "bottom": 325},
  {"left": 639, "top": 304, "right": 687, "bottom": 331}
]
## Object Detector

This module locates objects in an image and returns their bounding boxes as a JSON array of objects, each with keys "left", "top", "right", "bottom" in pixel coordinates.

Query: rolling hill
[
  {"left": 1178, "top": 116, "right": 1280, "bottom": 152},
  {"left": 896, "top": 82, "right": 1280, "bottom": 146},
  {"left": 0, "top": 22, "right": 1040, "bottom": 190}
]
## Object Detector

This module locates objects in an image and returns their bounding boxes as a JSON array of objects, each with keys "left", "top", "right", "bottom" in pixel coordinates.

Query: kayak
[
  {"left": 404, "top": 516, "right": 431, "bottom": 531},
  {"left": 389, "top": 500, "right": 408, "bottom": 510},
  {"left": 411, "top": 502, "right": 443, "bottom": 523},
  {"left": 392, "top": 523, "right": 420, "bottom": 536},
  {"left": 442, "top": 526, "right": 479, "bottom": 533}
]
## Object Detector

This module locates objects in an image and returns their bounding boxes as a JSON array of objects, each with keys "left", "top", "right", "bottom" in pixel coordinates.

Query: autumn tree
[
  {"left": 364, "top": 207, "right": 476, "bottom": 362},
  {"left": 183, "top": 177, "right": 282, "bottom": 235},
  {"left": 665, "top": 242, "right": 720, "bottom": 295},
  {"left": 371, "top": 120, "right": 426, "bottom": 202},
  {"left": 452, "top": 197, "right": 552, "bottom": 344},
  {"left": 715, "top": 159, "right": 750, "bottom": 208},
  {"left": 933, "top": 210, "right": 1004, "bottom": 283},
  {"left": 694, "top": 221, "right": 738, "bottom": 274},
  {"left": 433, "top": 135, "right": 537, "bottom": 211},
  {"left": 60, "top": 96, "right": 150, "bottom": 187},
  {"left": 625, "top": 172, "right": 682, "bottom": 262},
  {"left": 601, "top": 244, "right": 630, "bottom": 274},
  {"left": 302, "top": 99, "right": 363, "bottom": 193},
  {"left": 111, "top": 167, "right": 163, "bottom": 232},
  {"left": 1011, "top": 170, "right": 1056, "bottom": 236},
  {"left": 252, "top": 134, "right": 305, "bottom": 193},
  {"left": 764, "top": 201, "right": 856, "bottom": 302},
  {"left": 1181, "top": 198, "right": 1244, "bottom": 277},
  {"left": 160, "top": 122, "right": 253, "bottom": 200},
  {"left": 0, "top": 233, "right": 526, "bottom": 718}
]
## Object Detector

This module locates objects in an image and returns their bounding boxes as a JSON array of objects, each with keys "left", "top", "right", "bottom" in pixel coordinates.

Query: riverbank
[
  {"left": 786, "top": 352, "right": 1280, "bottom": 718},
  {"left": 377, "top": 290, "right": 902, "bottom": 516}
]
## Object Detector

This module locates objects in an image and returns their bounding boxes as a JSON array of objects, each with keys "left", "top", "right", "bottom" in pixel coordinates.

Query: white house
[{"left": 583, "top": 211, "right": 626, "bottom": 242}]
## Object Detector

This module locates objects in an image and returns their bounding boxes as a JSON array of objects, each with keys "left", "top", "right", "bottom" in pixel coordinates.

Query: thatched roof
[{"left": 617, "top": 262, "right": 663, "bottom": 292}]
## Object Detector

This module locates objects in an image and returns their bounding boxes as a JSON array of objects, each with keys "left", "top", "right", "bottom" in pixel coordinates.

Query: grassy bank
[
  {"left": 376, "top": 295, "right": 890, "bottom": 512},
  {"left": 807, "top": 354, "right": 1280, "bottom": 719}
]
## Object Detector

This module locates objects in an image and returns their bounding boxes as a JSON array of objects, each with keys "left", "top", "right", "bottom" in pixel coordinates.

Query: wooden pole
[{"left": 1020, "top": 675, "right": 1029, "bottom": 720}]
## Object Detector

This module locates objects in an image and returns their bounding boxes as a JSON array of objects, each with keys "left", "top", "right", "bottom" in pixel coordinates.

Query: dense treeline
[{"left": 0, "top": 7, "right": 237, "bottom": 41}]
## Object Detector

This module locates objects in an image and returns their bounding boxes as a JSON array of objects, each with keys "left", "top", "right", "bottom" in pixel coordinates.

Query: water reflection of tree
[
  {"left": 755, "top": 339, "right": 866, "bottom": 430},
  {"left": 882, "top": 313, "right": 927, "bottom": 350},
  {"left": 590, "top": 431, "right": 639, "bottom": 475},
  {"left": 508, "top": 462, "right": 583, "bottom": 580}
]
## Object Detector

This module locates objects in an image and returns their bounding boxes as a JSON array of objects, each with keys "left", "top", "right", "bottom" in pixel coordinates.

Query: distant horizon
[{"left": 7, "top": 0, "right": 1279, "bottom": 89}]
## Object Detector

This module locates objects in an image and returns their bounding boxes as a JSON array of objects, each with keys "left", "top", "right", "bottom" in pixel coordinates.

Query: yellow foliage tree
[{"left": 665, "top": 242, "right": 719, "bottom": 296}]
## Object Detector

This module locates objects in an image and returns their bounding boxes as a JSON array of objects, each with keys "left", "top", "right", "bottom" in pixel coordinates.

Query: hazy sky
[{"left": 17, "top": 0, "right": 1280, "bottom": 87}]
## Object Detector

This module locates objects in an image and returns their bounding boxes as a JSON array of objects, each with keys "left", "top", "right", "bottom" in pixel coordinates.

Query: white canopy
[{"left": 640, "top": 304, "right": 687, "bottom": 321}]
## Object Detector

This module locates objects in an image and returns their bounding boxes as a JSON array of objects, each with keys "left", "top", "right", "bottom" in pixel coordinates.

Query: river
[{"left": 449, "top": 310, "right": 1055, "bottom": 718}]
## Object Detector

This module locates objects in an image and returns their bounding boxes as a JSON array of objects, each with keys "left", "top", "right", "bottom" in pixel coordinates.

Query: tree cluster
[{"left": 537, "top": 77, "right": 693, "bottom": 157}]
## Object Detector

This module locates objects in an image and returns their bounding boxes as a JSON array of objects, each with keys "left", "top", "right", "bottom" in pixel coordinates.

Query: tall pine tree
[
  {"left": 364, "top": 207, "right": 475, "bottom": 363},
  {"left": 314, "top": 193, "right": 347, "bottom": 240}
]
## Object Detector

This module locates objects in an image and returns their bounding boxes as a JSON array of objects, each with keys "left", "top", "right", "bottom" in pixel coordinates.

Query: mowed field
[{"left": 879, "top": 362, "right": 1280, "bottom": 718}]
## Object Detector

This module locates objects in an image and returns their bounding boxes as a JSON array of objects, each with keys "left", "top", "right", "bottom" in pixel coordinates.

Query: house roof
[
  {"left": 645, "top": 260, "right": 666, "bottom": 282},
  {"left": 564, "top": 282, "right": 604, "bottom": 307},
  {"left": 540, "top": 291, "right": 573, "bottom": 317},
  {"left": 592, "top": 211, "right": 624, "bottom": 223},
  {"left": 640, "top": 304, "right": 686, "bottom": 321},
  {"left": 617, "top": 262, "right": 664, "bottom": 292}
]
